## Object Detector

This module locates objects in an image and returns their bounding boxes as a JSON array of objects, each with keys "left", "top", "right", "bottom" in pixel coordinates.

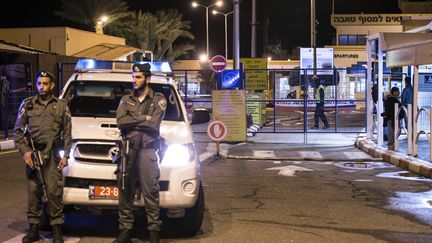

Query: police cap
[
  {"left": 132, "top": 63, "right": 151, "bottom": 77},
  {"left": 36, "top": 71, "right": 55, "bottom": 83}
]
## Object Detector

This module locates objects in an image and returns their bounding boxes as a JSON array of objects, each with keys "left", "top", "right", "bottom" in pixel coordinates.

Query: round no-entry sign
[
  {"left": 207, "top": 120, "right": 227, "bottom": 141},
  {"left": 210, "top": 55, "right": 227, "bottom": 72}
]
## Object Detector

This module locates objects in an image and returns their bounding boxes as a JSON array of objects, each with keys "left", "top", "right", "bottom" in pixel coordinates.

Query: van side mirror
[{"left": 191, "top": 109, "right": 210, "bottom": 124}]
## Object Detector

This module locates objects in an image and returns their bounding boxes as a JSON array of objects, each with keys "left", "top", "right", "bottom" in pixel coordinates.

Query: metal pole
[
  {"left": 366, "top": 40, "right": 373, "bottom": 139},
  {"left": 233, "top": 0, "right": 240, "bottom": 69},
  {"left": 413, "top": 65, "right": 419, "bottom": 156},
  {"left": 311, "top": 0, "right": 317, "bottom": 75},
  {"left": 430, "top": 108, "right": 432, "bottom": 161},
  {"left": 394, "top": 103, "right": 399, "bottom": 151},
  {"left": 377, "top": 41, "right": 384, "bottom": 146},
  {"left": 206, "top": 7, "right": 209, "bottom": 57},
  {"left": 225, "top": 14, "right": 228, "bottom": 59},
  {"left": 407, "top": 104, "right": 412, "bottom": 155},
  {"left": 273, "top": 70, "right": 276, "bottom": 133},
  {"left": 251, "top": 0, "right": 257, "bottom": 57}
]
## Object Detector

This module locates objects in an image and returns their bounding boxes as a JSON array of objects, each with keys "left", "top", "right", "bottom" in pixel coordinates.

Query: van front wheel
[{"left": 176, "top": 183, "right": 205, "bottom": 236}]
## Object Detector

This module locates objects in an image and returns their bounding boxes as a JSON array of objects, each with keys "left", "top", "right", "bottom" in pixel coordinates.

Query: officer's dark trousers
[
  {"left": 314, "top": 102, "right": 329, "bottom": 126},
  {"left": 27, "top": 154, "right": 64, "bottom": 225},
  {"left": 118, "top": 148, "right": 162, "bottom": 232}
]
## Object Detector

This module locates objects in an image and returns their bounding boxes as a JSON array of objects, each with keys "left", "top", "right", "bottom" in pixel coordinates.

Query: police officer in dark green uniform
[
  {"left": 114, "top": 63, "right": 166, "bottom": 243},
  {"left": 14, "top": 71, "right": 72, "bottom": 243}
]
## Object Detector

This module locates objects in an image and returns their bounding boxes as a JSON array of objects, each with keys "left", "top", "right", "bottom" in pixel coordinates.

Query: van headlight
[
  {"left": 161, "top": 144, "right": 195, "bottom": 167},
  {"left": 58, "top": 150, "right": 65, "bottom": 159}
]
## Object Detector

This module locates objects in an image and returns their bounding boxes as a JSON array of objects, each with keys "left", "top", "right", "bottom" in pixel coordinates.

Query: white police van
[{"left": 55, "top": 59, "right": 205, "bottom": 235}]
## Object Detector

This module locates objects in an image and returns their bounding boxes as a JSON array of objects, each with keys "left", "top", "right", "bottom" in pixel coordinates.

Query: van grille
[{"left": 75, "top": 143, "right": 119, "bottom": 164}]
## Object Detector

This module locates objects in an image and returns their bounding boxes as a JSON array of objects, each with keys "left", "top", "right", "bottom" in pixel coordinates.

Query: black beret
[
  {"left": 36, "top": 71, "right": 55, "bottom": 81},
  {"left": 132, "top": 63, "right": 151, "bottom": 76}
]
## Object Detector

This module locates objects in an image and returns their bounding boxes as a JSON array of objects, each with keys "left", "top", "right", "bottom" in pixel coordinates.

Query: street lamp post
[
  {"left": 95, "top": 15, "right": 109, "bottom": 35},
  {"left": 213, "top": 10, "right": 233, "bottom": 59},
  {"left": 192, "top": 1, "right": 223, "bottom": 59}
]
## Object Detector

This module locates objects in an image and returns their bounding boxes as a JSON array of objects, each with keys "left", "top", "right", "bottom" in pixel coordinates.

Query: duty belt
[{"left": 140, "top": 140, "right": 159, "bottom": 150}]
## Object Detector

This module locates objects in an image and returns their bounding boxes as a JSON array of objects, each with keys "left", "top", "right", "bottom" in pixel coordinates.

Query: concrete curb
[
  {"left": 0, "top": 140, "right": 15, "bottom": 151},
  {"left": 226, "top": 154, "right": 382, "bottom": 162},
  {"left": 356, "top": 137, "right": 432, "bottom": 178}
]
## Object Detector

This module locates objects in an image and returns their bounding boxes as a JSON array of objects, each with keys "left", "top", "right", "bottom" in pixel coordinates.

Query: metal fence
[
  {"left": 174, "top": 68, "right": 368, "bottom": 134},
  {"left": 0, "top": 64, "right": 371, "bottom": 139}
]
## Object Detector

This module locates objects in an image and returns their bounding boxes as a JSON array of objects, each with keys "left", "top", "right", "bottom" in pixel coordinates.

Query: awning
[
  {"left": 0, "top": 40, "right": 45, "bottom": 54},
  {"left": 73, "top": 43, "right": 140, "bottom": 60},
  {"left": 378, "top": 32, "right": 432, "bottom": 67}
]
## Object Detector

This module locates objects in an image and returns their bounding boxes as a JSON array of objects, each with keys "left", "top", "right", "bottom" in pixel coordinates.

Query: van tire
[{"left": 177, "top": 183, "right": 205, "bottom": 236}]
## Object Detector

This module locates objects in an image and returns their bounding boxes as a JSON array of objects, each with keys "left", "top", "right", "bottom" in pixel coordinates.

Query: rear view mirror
[{"left": 191, "top": 109, "right": 210, "bottom": 124}]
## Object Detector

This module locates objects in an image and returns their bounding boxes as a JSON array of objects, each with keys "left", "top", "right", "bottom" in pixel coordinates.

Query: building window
[
  {"left": 338, "top": 35, "right": 367, "bottom": 45},
  {"left": 339, "top": 35, "right": 348, "bottom": 45}
]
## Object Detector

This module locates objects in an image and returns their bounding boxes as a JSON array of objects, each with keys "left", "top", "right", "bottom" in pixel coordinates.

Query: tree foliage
[
  {"left": 55, "top": 0, "right": 130, "bottom": 31},
  {"left": 106, "top": 9, "right": 195, "bottom": 62}
]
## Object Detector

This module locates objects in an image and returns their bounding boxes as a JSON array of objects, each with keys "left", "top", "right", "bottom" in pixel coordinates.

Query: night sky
[{"left": 0, "top": 0, "right": 401, "bottom": 59}]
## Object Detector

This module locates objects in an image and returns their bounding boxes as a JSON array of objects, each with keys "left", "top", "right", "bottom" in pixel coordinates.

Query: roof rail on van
[{"left": 75, "top": 59, "right": 172, "bottom": 73}]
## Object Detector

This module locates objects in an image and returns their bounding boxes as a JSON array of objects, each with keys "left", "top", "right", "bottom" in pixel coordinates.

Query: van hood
[{"left": 71, "top": 117, "right": 194, "bottom": 145}]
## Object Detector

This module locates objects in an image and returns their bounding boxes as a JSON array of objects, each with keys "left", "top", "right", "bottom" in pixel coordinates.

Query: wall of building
[
  {"left": 0, "top": 27, "right": 126, "bottom": 57},
  {"left": 337, "top": 25, "right": 403, "bottom": 36},
  {"left": 65, "top": 28, "right": 125, "bottom": 56},
  {"left": 0, "top": 28, "right": 66, "bottom": 55}
]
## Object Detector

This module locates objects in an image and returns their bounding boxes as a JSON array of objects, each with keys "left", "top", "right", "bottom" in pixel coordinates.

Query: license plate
[{"left": 89, "top": 185, "right": 119, "bottom": 200}]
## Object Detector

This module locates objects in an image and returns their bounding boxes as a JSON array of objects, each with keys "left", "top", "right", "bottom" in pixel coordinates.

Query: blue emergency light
[
  {"left": 75, "top": 59, "right": 113, "bottom": 70},
  {"left": 75, "top": 59, "right": 172, "bottom": 73}
]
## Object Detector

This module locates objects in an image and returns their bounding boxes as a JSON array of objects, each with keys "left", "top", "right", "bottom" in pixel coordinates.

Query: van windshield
[{"left": 63, "top": 81, "right": 184, "bottom": 121}]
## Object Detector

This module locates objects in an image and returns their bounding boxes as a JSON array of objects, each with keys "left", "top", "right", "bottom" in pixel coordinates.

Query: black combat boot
[
  {"left": 52, "top": 225, "right": 64, "bottom": 243},
  {"left": 149, "top": 230, "right": 160, "bottom": 243},
  {"left": 22, "top": 224, "right": 40, "bottom": 243},
  {"left": 113, "top": 229, "right": 132, "bottom": 243}
]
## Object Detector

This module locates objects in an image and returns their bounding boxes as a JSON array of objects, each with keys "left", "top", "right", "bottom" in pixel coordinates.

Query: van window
[{"left": 63, "top": 81, "right": 184, "bottom": 121}]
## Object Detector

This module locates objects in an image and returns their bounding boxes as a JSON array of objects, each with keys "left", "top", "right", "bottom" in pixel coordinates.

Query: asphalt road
[{"left": 2, "top": 142, "right": 432, "bottom": 242}]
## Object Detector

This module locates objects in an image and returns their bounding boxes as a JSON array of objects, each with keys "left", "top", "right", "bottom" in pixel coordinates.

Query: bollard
[
  {"left": 394, "top": 103, "right": 399, "bottom": 151},
  {"left": 407, "top": 104, "right": 412, "bottom": 156}
]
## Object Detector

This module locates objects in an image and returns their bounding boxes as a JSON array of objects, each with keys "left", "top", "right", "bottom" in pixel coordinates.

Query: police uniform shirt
[
  {"left": 13, "top": 95, "right": 72, "bottom": 157},
  {"left": 116, "top": 88, "right": 167, "bottom": 147}
]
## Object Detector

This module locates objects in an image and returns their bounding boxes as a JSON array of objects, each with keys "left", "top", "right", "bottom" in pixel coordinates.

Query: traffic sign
[
  {"left": 210, "top": 55, "right": 227, "bottom": 72},
  {"left": 207, "top": 120, "right": 227, "bottom": 141}
]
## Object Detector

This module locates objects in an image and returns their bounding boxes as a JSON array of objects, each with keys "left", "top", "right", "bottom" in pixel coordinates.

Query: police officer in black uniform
[
  {"left": 114, "top": 63, "right": 167, "bottom": 243},
  {"left": 310, "top": 75, "right": 330, "bottom": 129},
  {"left": 14, "top": 71, "right": 71, "bottom": 243}
]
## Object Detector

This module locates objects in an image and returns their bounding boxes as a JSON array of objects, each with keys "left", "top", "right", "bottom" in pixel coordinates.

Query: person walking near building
[
  {"left": 114, "top": 63, "right": 166, "bottom": 243},
  {"left": 401, "top": 76, "right": 413, "bottom": 134},
  {"left": 14, "top": 71, "right": 72, "bottom": 243},
  {"left": 384, "top": 87, "right": 404, "bottom": 150},
  {"left": 310, "top": 75, "right": 330, "bottom": 129}
]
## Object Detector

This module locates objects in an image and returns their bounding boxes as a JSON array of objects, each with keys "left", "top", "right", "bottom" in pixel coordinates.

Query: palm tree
[
  {"left": 55, "top": 0, "right": 130, "bottom": 31},
  {"left": 107, "top": 9, "right": 195, "bottom": 62}
]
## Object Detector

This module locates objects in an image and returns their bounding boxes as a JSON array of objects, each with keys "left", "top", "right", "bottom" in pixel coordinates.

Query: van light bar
[{"left": 75, "top": 59, "right": 172, "bottom": 73}]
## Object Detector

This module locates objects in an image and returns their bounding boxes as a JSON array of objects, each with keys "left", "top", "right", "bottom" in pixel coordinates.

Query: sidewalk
[{"left": 356, "top": 135, "right": 432, "bottom": 178}]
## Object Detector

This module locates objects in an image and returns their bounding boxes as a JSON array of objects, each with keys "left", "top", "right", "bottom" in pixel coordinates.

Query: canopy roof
[
  {"left": 371, "top": 32, "right": 432, "bottom": 67},
  {"left": 73, "top": 43, "right": 140, "bottom": 61}
]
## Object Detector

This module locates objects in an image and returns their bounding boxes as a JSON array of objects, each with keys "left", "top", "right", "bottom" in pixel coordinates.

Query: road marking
[
  {"left": 253, "top": 150, "right": 275, "bottom": 159},
  {"left": 265, "top": 165, "right": 313, "bottom": 177},
  {"left": 299, "top": 151, "right": 323, "bottom": 160},
  {"left": 0, "top": 149, "right": 18, "bottom": 155}
]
